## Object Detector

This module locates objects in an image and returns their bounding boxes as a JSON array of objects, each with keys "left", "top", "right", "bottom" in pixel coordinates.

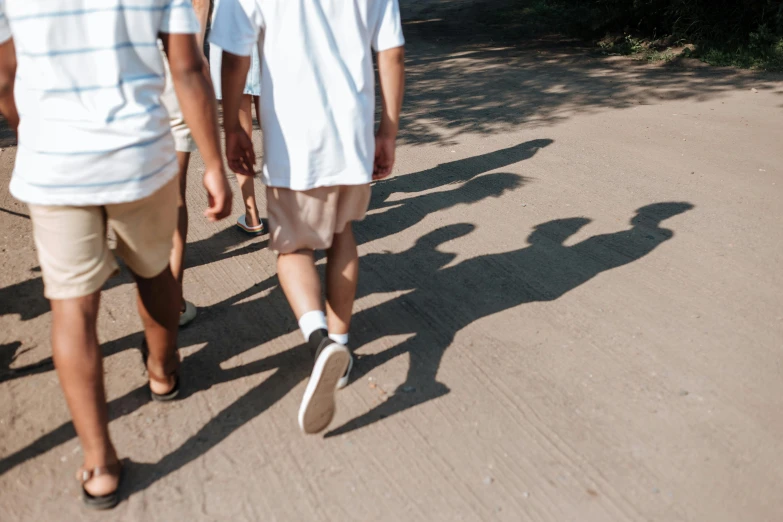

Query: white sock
[
  {"left": 298, "top": 310, "right": 327, "bottom": 342},
  {"left": 329, "top": 332, "right": 349, "bottom": 346}
]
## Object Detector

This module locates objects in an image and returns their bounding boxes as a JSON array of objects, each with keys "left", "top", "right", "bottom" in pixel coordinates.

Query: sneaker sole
[
  {"left": 298, "top": 343, "right": 350, "bottom": 434},
  {"left": 336, "top": 353, "right": 354, "bottom": 390}
]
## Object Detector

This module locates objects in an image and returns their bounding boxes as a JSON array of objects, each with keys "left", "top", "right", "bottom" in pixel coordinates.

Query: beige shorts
[
  {"left": 160, "top": 44, "right": 196, "bottom": 153},
  {"left": 267, "top": 184, "right": 371, "bottom": 254},
  {"left": 28, "top": 178, "right": 179, "bottom": 300}
]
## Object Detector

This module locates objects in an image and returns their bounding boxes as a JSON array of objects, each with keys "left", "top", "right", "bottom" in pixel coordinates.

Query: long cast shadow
[
  {"left": 117, "top": 200, "right": 693, "bottom": 495},
  {"left": 325, "top": 201, "right": 694, "bottom": 436},
  {"left": 0, "top": 203, "right": 693, "bottom": 494},
  {"left": 0, "top": 141, "right": 537, "bottom": 476},
  {"left": 0, "top": 140, "right": 545, "bottom": 382}
]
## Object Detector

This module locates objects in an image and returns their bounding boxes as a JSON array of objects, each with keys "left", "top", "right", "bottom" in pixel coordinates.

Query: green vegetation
[{"left": 491, "top": 0, "right": 783, "bottom": 70}]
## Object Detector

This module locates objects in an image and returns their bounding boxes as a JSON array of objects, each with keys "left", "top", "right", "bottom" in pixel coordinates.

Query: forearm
[
  {"left": 0, "top": 39, "right": 18, "bottom": 132},
  {"left": 171, "top": 66, "right": 222, "bottom": 168},
  {"left": 377, "top": 46, "right": 405, "bottom": 137},
  {"left": 221, "top": 51, "right": 251, "bottom": 132}
]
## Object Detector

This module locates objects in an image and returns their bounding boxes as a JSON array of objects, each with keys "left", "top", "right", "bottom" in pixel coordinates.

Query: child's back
[
  {"left": 4, "top": 0, "right": 192, "bottom": 205},
  {"left": 211, "top": 0, "right": 405, "bottom": 435},
  {"left": 211, "top": 0, "right": 404, "bottom": 190}
]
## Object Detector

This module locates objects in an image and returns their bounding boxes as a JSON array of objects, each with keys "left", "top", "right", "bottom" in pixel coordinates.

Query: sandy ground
[{"left": 1, "top": 2, "right": 783, "bottom": 521}]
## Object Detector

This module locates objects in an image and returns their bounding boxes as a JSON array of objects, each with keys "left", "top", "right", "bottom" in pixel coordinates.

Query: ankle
[
  {"left": 245, "top": 209, "right": 260, "bottom": 226},
  {"left": 82, "top": 445, "right": 118, "bottom": 468}
]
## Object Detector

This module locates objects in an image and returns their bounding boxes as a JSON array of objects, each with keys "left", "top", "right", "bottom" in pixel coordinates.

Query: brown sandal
[
  {"left": 140, "top": 340, "right": 181, "bottom": 402},
  {"left": 77, "top": 461, "right": 122, "bottom": 510}
]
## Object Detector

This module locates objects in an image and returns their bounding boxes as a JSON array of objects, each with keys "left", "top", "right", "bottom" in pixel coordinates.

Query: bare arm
[
  {"left": 160, "top": 32, "right": 231, "bottom": 220},
  {"left": 373, "top": 45, "right": 405, "bottom": 179},
  {"left": 0, "top": 38, "right": 18, "bottom": 133},
  {"left": 191, "top": 0, "right": 210, "bottom": 55},
  {"left": 221, "top": 50, "right": 255, "bottom": 176}
]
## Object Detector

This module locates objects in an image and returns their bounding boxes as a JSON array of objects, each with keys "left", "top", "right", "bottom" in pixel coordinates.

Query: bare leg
[
  {"left": 133, "top": 267, "right": 180, "bottom": 395},
  {"left": 50, "top": 292, "right": 119, "bottom": 497},
  {"left": 237, "top": 95, "right": 261, "bottom": 228},
  {"left": 281, "top": 247, "right": 352, "bottom": 434},
  {"left": 325, "top": 223, "right": 359, "bottom": 336},
  {"left": 277, "top": 249, "right": 323, "bottom": 320},
  {"left": 169, "top": 151, "right": 190, "bottom": 309}
]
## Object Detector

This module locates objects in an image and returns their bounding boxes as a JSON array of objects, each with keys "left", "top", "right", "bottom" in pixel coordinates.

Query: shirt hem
[
  {"left": 263, "top": 175, "right": 373, "bottom": 191},
  {"left": 10, "top": 164, "right": 179, "bottom": 207},
  {"left": 374, "top": 37, "right": 406, "bottom": 53}
]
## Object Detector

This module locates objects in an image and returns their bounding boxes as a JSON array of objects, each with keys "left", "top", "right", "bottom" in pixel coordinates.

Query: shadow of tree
[{"left": 396, "top": 1, "right": 783, "bottom": 145}]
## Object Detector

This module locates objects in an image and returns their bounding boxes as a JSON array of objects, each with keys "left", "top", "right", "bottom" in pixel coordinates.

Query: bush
[
  {"left": 554, "top": 0, "right": 783, "bottom": 44},
  {"left": 537, "top": 0, "right": 783, "bottom": 69}
]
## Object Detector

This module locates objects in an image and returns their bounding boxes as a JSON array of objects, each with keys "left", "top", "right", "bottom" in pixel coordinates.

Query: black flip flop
[
  {"left": 140, "top": 340, "right": 181, "bottom": 402},
  {"left": 78, "top": 462, "right": 123, "bottom": 510}
]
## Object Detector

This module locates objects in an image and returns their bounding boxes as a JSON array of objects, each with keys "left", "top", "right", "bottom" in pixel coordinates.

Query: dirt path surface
[{"left": 2, "top": 2, "right": 782, "bottom": 521}]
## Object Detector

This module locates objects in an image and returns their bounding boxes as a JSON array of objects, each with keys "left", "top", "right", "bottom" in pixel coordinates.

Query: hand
[
  {"left": 373, "top": 133, "right": 396, "bottom": 180},
  {"left": 202, "top": 167, "right": 233, "bottom": 221},
  {"left": 225, "top": 127, "right": 256, "bottom": 177}
]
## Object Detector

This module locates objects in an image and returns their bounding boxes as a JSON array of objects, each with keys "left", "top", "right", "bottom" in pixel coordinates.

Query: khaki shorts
[
  {"left": 28, "top": 178, "right": 179, "bottom": 300},
  {"left": 160, "top": 44, "right": 196, "bottom": 153},
  {"left": 267, "top": 184, "right": 371, "bottom": 254}
]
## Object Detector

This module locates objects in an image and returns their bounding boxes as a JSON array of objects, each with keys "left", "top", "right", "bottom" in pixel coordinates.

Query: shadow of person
[
  {"left": 369, "top": 139, "right": 552, "bottom": 208},
  {"left": 0, "top": 277, "right": 47, "bottom": 322},
  {"left": 182, "top": 225, "right": 269, "bottom": 272},
  {"left": 359, "top": 172, "right": 527, "bottom": 247},
  {"left": 0, "top": 224, "right": 268, "bottom": 383},
  {"left": 0, "top": 140, "right": 546, "bottom": 332},
  {"left": 0, "top": 276, "right": 298, "bottom": 477},
  {"left": 326, "top": 202, "right": 694, "bottom": 436},
  {"left": 0, "top": 142, "right": 550, "bottom": 487},
  {"left": 0, "top": 139, "right": 544, "bottom": 380}
]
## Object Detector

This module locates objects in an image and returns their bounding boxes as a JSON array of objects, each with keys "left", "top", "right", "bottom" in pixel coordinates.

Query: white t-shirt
[
  {"left": 0, "top": 0, "right": 200, "bottom": 206},
  {"left": 209, "top": 0, "right": 404, "bottom": 190}
]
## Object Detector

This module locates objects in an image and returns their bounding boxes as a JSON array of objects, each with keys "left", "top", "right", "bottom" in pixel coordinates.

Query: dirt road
[{"left": 1, "top": 2, "right": 782, "bottom": 521}]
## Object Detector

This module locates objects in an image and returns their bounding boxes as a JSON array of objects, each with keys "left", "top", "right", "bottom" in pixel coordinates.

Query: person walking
[
  {"left": 0, "top": 0, "right": 232, "bottom": 508},
  {"left": 209, "top": 0, "right": 264, "bottom": 235},
  {"left": 211, "top": 0, "right": 405, "bottom": 434}
]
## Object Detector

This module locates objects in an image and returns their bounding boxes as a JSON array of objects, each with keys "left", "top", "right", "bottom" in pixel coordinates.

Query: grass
[{"left": 693, "top": 36, "right": 783, "bottom": 71}]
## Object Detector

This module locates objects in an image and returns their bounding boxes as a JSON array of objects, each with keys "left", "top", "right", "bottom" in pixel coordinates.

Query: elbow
[
  {"left": 378, "top": 46, "right": 405, "bottom": 72},
  {"left": 169, "top": 59, "right": 207, "bottom": 83},
  {"left": 0, "top": 76, "right": 14, "bottom": 97},
  {"left": 382, "top": 46, "right": 405, "bottom": 65},
  {"left": 392, "top": 46, "right": 406, "bottom": 64}
]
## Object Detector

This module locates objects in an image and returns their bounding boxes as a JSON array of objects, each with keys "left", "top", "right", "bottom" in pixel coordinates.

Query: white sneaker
[
  {"left": 336, "top": 353, "right": 353, "bottom": 390},
  {"left": 179, "top": 300, "right": 197, "bottom": 327},
  {"left": 298, "top": 340, "right": 351, "bottom": 434}
]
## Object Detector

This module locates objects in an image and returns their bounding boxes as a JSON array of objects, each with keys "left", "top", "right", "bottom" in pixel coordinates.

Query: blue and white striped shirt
[{"left": 0, "top": 0, "right": 200, "bottom": 205}]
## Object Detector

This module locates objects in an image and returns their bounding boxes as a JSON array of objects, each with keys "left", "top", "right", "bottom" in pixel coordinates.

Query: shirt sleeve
[
  {"left": 0, "top": 2, "right": 12, "bottom": 44},
  {"left": 209, "top": 0, "right": 262, "bottom": 57},
  {"left": 372, "top": 0, "right": 405, "bottom": 52},
  {"left": 160, "top": 0, "right": 201, "bottom": 35}
]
